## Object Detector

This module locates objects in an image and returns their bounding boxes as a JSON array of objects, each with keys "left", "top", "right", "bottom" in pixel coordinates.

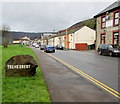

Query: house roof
[
  {"left": 51, "top": 26, "right": 93, "bottom": 38},
  {"left": 21, "top": 36, "right": 30, "bottom": 40},
  {"left": 56, "top": 18, "right": 95, "bottom": 36},
  {"left": 94, "top": 0, "right": 120, "bottom": 18}
]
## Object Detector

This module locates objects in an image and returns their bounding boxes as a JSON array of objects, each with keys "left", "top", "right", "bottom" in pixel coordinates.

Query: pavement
[{"left": 32, "top": 48, "right": 118, "bottom": 102}]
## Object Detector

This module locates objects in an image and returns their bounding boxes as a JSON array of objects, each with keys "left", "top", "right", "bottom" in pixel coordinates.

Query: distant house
[
  {"left": 33, "top": 38, "right": 41, "bottom": 44},
  {"left": 13, "top": 36, "right": 30, "bottom": 45},
  {"left": 94, "top": 1, "right": 120, "bottom": 49},
  {"left": 54, "top": 36, "right": 61, "bottom": 46},
  {"left": 59, "top": 35, "right": 65, "bottom": 47},
  {"left": 13, "top": 39, "right": 21, "bottom": 44},
  {"left": 21, "top": 36, "right": 30, "bottom": 45},
  {"left": 22, "top": 36, "right": 30, "bottom": 40},
  {"left": 48, "top": 38, "right": 54, "bottom": 45}
]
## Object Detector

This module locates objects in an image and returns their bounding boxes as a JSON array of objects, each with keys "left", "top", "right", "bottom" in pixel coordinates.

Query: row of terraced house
[
  {"left": 41, "top": 1, "right": 120, "bottom": 50},
  {"left": 47, "top": 26, "right": 96, "bottom": 50}
]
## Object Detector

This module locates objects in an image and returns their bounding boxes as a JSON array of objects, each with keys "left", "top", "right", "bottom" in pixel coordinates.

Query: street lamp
[
  {"left": 66, "top": 28, "right": 68, "bottom": 50},
  {"left": 71, "top": 34, "right": 73, "bottom": 49},
  {"left": 53, "top": 29, "right": 55, "bottom": 46}
]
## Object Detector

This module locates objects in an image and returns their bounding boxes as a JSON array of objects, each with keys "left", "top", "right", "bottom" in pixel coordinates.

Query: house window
[
  {"left": 113, "top": 32, "right": 119, "bottom": 45},
  {"left": 101, "top": 16, "right": 106, "bottom": 28},
  {"left": 101, "top": 34, "right": 105, "bottom": 44},
  {"left": 113, "top": 11, "right": 120, "bottom": 26}
]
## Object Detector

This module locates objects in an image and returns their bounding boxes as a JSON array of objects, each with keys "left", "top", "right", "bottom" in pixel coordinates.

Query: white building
[
  {"left": 59, "top": 35, "right": 65, "bottom": 47},
  {"left": 48, "top": 38, "right": 54, "bottom": 45},
  {"left": 69, "top": 26, "right": 96, "bottom": 49},
  {"left": 21, "top": 36, "right": 30, "bottom": 45},
  {"left": 54, "top": 36, "right": 60, "bottom": 46}
]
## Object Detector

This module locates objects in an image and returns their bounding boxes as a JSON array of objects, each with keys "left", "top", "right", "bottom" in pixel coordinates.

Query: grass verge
[{"left": 2, "top": 45, "right": 51, "bottom": 102}]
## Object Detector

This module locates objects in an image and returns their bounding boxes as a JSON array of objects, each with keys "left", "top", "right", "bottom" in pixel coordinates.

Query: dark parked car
[
  {"left": 40, "top": 45, "right": 46, "bottom": 50},
  {"left": 44, "top": 45, "right": 55, "bottom": 53},
  {"left": 98, "top": 44, "right": 120, "bottom": 56},
  {"left": 56, "top": 44, "right": 63, "bottom": 50}
]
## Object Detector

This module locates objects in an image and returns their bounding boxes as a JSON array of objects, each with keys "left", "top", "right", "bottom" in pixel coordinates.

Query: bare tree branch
[{"left": 2, "top": 24, "right": 11, "bottom": 48}]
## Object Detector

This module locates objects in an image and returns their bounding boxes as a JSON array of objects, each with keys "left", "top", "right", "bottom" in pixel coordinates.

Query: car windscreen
[
  {"left": 41, "top": 45, "right": 45, "bottom": 47},
  {"left": 111, "top": 45, "right": 120, "bottom": 49},
  {"left": 46, "top": 45, "right": 54, "bottom": 47},
  {"left": 58, "top": 45, "right": 63, "bottom": 47}
]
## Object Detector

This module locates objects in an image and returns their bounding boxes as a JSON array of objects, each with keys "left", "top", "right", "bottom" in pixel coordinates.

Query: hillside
[
  {"left": 9, "top": 31, "right": 43, "bottom": 40},
  {"left": 68, "top": 18, "right": 96, "bottom": 30},
  {"left": 57, "top": 18, "right": 96, "bottom": 36}
]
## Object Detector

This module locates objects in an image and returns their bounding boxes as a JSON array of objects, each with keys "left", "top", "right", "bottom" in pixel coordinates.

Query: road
[
  {"left": 32, "top": 48, "right": 117, "bottom": 102},
  {"left": 47, "top": 50, "right": 119, "bottom": 92}
]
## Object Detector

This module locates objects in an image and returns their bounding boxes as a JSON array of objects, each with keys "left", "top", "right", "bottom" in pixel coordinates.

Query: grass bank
[{"left": 2, "top": 45, "right": 51, "bottom": 102}]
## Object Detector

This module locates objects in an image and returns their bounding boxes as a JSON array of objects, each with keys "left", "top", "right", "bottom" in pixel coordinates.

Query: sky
[{"left": 1, "top": 0, "right": 118, "bottom": 32}]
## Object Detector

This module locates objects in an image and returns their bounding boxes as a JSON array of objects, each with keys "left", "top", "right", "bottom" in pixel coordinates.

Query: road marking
[{"left": 42, "top": 51, "right": 120, "bottom": 99}]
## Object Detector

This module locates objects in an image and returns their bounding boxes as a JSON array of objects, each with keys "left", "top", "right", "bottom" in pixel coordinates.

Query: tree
[
  {"left": 82, "top": 18, "right": 96, "bottom": 29},
  {"left": 2, "top": 24, "right": 11, "bottom": 48}
]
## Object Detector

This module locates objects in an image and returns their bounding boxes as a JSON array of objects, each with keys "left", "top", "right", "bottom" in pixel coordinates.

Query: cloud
[{"left": 2, "top": 2, "right": 112, "bottom": 32}]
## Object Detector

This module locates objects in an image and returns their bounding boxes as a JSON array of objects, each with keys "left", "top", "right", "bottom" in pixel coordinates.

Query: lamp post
[
  {"left": 71, "top": 34, "right": 73, "bottom": 49},
  {"left": 53, "top": 29, "right": 55, "bottom": 46},
  {"left": 66, "top": 28, "right": 68, "bottom": 50}
]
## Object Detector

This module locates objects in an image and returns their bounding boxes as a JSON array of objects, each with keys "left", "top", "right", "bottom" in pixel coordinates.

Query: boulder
[{"left": 5, "top": 55, "right": 38, "bottom": 77}]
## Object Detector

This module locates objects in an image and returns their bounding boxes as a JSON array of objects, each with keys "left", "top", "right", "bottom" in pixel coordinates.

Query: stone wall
[{"left": 96, "top": 9, "right": 119, "bottom": 49}]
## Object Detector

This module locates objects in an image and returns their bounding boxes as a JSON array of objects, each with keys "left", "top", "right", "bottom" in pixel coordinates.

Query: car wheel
[
  {"left": 109, "top": 52, "right": 113, "bottom": 57},
  {"left": 98, "top": 51, "right": 102, "bottom": 55}
]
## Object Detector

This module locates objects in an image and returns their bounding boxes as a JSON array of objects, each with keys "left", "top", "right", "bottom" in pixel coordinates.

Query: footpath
[{"left": 32, "top": 48, "right": 117, "bottom": 102}]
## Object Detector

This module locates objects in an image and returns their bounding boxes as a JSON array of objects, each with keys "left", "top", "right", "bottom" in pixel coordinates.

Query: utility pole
[
  {"left": 66, "top": 28, "right": 68, "bottom": 50},
  {"left": 71, "top": 34, "right": 73, "bottom": 49},
  {"left": 53, "top": 29, "right": 55, "bottom": 46}
]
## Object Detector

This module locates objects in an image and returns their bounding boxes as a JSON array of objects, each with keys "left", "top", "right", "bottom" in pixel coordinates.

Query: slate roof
[{"left": 94, "top": 0, "right": 120, "bottom": 17}]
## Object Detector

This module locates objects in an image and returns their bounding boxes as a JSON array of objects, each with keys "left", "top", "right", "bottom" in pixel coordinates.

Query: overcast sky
[{"left": 1, "top": 0, "right": 117, "bottom": 32}]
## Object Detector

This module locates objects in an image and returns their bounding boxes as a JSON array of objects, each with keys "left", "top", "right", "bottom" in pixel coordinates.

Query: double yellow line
[{"left": 43, "top": 51, "right": 120, "bottom": 99}]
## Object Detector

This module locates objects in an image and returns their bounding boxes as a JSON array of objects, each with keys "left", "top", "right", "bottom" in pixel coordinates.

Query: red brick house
[{"left": 94, "top": 1, "right": 120, "bottom": 49}]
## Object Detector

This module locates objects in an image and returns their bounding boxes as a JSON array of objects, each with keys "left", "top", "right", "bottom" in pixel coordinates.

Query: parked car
[
  {"left": 56, "top": 44, "right": 63, "bottom": 50},
  {"left": 44, "top": 45, "right": 55, "bottom": 53},
  {"left": 40, "top": 45, "right": 46, "bottom": 50},
  {"left": 32, "top": 43, "right": 37, "bottom": 47},
  {"left": 35, "top": 44, "right": 39, "bottom": 48},
  {"left": 98, "top": 44, "right": 120, "bottom": 56}
]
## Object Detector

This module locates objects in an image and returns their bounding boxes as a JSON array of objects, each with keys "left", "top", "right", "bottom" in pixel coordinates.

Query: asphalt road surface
[
  {"left": 48, "top": 50, "right": 119, "bottom": 92},
  {"left": 32, "top": 48, "right": 118, "bottom": 102}
]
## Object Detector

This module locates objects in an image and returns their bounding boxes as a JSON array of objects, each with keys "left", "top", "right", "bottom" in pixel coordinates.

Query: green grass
[{"left": 2, "top": 45, "right": 51, "bottom": 102}]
